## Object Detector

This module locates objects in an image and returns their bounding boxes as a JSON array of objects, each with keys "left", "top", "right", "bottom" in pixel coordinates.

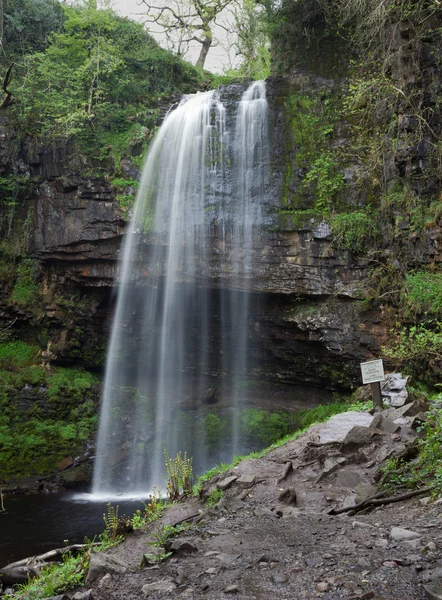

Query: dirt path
[{"left": 68, "top": 415, "right": 442, "bottom": 599}]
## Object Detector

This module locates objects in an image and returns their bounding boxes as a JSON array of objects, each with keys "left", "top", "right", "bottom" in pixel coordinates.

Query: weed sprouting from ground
[{"left": 164, "top": 450, "right": 193, "bottom": 500}]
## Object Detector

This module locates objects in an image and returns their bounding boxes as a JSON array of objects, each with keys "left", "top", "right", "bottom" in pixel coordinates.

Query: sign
[{"left": 360, "top": 359, "right": 385, "bottom": 385}]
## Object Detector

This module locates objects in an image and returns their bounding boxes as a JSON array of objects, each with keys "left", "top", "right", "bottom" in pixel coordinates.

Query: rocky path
[
  {"left": 7, "top": 409, "right": 440, "bottom": 600},
  {"left": 64, "top": 410, "right": 442, "bottom": 600}
]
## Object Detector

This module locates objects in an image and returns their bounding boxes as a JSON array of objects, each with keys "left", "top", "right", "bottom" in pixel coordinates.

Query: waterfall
[{"left": 92, "top": 82, "right": 269, "bottom": 498}]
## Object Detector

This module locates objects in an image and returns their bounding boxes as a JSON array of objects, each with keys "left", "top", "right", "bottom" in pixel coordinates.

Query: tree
[
  {"left": 10, "top": 2, "right": 204, "bottom": 139},
  {"left": 230, "top": 0, "right": 270, "bottom": 78},
  {"left": 2, "top": 0, "right": 65, "bottom": 59},
  {"left": 139, "top": 0, "right": 236, "bottom": 69}
]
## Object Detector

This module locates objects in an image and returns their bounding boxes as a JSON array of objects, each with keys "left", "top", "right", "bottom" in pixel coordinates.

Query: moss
[
  {"left": 10, "top": 258, "right": 40, "bottom": 308},
  {"left": 0, "top": 342, "right": 99, "bottom": 478},
  {"left": 282, "top": 90, "right": 345, "bottom": 212},
  {"left": 271, "top": 209, "right": 321, "bottom": 231}
]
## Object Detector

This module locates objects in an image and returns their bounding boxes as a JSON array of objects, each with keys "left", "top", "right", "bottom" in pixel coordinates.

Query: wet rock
[
  {"left": 86, "top": 553, "right": 129, "bottom": 584},
  {"left": 390, "top": 527, "right": 421, "bottom": 541},
  {"left": 319, "top": 412, "right": 374, "bottom": 443},
  {"left": 217, "top": 476, "right": 238, "bottom": 491},
  {"left": 142, "top": 579, "right": 177, "bottom": 594},
  {"left": 58, "top": 456, "right": 74, "bottom": 471}
]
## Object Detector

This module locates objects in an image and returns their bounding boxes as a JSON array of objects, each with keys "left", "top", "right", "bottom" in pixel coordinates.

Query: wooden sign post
[{"left": 360, "top": 359, "right": 385, "bottom": 410}]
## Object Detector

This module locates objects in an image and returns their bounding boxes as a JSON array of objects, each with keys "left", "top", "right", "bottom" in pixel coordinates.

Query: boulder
[
  {"left": 370, "top": 414, "right": 400, "bottom": 433},
  {"left": 85, "top": 552, "right": 129, "bottom": 584},
  {"left": 341, "top": 426, "right": 380, "bottom": 449},
  {"left": 319, "top": 412, "right": 374, "bottom": 443},
  {"left": 381, "top": 373, "right": 409, "bottom": 407}
]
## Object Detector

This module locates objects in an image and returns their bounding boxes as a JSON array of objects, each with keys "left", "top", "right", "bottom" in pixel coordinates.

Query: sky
[{"left": 109, "top": 0, "right": 235, "bottom": 73}]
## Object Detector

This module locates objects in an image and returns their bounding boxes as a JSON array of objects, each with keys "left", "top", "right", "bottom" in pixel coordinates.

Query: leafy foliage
[
  {"left": 382, "top": 322, "right": 442, "bottom": 380},
  {"left": 402, "top": 271, "right": 442, "bottom": 318},
  {"left": 330, "top": 211, "right": 377, "bottom": 254},
  {"left": 8, "top": 552, "right": 88, "bottom": 600},
  {"left": 2, "top": 0, "right": 65, "bottom": 59},
  {"left": 381, "top": 399, "right": 442, "bottom": 494},
  {"left": 8, "top": 2, "right": 205, "bottom": 168}
]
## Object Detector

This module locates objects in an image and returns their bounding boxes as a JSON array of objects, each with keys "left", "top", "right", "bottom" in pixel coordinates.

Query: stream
[{"left": 0, "top": 490, "right": 144, "bottom": 566}]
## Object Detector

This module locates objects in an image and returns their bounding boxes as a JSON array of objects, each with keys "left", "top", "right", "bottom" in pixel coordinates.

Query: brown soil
[{"left": 78, "top": 417, "right": 441, "bottom": 600}]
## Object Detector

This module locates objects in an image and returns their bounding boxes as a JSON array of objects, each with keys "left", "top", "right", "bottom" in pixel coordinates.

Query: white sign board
[{"left": 360, "top": 359, "right": 385, "bottom": 385}]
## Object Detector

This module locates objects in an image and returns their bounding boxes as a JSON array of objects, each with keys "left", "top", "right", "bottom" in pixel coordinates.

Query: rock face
[{"left": 1, "top": 41, "right": 441, "bottom": 387}]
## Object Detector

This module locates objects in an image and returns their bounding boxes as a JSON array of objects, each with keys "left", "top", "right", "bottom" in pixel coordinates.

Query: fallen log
[
  {"left": 0, "top": 542, "right": 98, "bottom": 585},
  {"left": 328, "top": 487, "right": 433, "bottom": 516}
]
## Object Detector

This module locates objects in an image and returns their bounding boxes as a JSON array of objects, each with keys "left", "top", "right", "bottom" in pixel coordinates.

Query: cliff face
[{"left": 1, "top": 6, "right": 441, "bottom": 394}]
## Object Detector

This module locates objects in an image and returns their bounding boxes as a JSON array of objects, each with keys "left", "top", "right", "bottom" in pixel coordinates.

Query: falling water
[{"left": 92, "top": 83, "right": 269, "bottom": 497}]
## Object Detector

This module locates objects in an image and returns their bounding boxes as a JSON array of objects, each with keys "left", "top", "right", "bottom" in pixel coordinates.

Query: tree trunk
[{"left": 196, "top": 36, "right": 212, "bottom": 69}]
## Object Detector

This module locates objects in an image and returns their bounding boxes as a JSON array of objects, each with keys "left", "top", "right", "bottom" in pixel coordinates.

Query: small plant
[
  {"left": 8, "top": 551, "right": 88, "bottom": 600},
  {"left": 141, "top": 549, "right": 173, "bottom": 564},
  {"left": 101, "top": 504, "right": 132, "bottom": 546},
  {"left": 205, "top": 488, "right": 224, "bottom": 507},
  {"left": 132, "top": 489, "right": 164, "bottom": 530},
  {"left": 330, "top": 211, "right": 376, "bottom": 254},
  {"left": 151, "top": 522, "right": 192, "bottom": 547},
  {"left": 164, "top": 450, "right": 193, "bottom": 501}
]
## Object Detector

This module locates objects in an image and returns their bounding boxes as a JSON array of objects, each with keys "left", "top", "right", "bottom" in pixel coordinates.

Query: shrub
[{"left": 330, "top": 211, "right": 376, "bottom": 254}]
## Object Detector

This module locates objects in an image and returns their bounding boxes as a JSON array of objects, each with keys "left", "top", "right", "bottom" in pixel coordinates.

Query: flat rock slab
[
  {"left": 335, "top": 468, "right": 363, "bottom": 489},
  {"left": 217, "top": 476, "right": 238, "bottom": 491},
  {"left": 141, "top": 579, "right": 177, "bottom": 594},
  {"left": 390, "top": 527, "right": 421, "bottom": 541},
  {"left": 319, "top": 412, "right": 374, "bottom": 443}
]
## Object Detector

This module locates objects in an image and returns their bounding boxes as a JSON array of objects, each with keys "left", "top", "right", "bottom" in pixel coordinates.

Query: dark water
[{"left": 0, "top": 490, "right": 144, "bottom": 567}]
